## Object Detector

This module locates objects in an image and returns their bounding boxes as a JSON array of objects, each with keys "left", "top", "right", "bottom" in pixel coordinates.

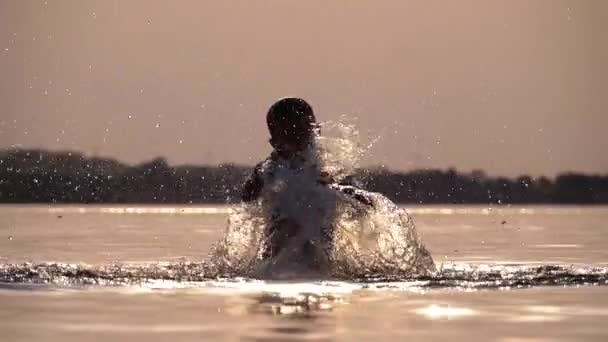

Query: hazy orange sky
[{"left": 1, "top": 0, "right": 606, "bottom": 176}]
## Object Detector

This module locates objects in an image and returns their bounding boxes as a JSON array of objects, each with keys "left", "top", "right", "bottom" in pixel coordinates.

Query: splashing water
[
  {"left": 1, "top": 262, "right": 606, "bottom": 290},
  {"left": 210, "top": 117, "right": 435, "bottom": 279},
  {"left": 315, "top": 117, "right": 375, "bottom": 182}
]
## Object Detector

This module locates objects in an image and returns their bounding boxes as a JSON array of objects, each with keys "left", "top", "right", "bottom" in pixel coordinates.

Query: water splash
[
  {"left": 314, "top": 116, "right": 380, "bottom": 183},
  {"left": 211, "top": 117, "right": 434, "bottom": 279}
]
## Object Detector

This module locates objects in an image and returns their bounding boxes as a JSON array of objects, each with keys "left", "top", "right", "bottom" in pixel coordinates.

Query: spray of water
[{"left": 211, "top": 117, "right": 435, "bottom": 279}]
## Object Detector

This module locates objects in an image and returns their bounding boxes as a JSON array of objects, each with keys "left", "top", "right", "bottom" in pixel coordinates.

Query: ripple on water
[
  {"left": 1, "top": 262, "right": 606, "bottom": 318},
  {"left": 0, "top": 262, "right": 606, "bottom": 290}
]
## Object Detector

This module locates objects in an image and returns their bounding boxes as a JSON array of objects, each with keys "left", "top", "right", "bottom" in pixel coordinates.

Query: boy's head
[{"left": 266, "top": 97, "right": 317, "bottom": 153}]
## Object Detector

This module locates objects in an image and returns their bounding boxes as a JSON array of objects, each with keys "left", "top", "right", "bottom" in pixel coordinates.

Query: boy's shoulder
[
  {"left": 241, "top": 153, "right": 279, "bottom": 202},
  {"left": 254, "top": 152, "right": 280, "bottom": 175}
]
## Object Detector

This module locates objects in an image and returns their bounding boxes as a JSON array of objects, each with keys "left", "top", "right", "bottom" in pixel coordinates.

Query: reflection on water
[
  {"left": 3, "top": 260, "right": 606, "bottom": 341},
  {"left": 3, "top": 285, "right": 607, "bottom": 341},
  {"left": 531, "top": 244, "right": 581, "bottom": 249},
  {"left": 249, "top": 293, "right": 342, "bottom": 316},
  {"left": 239, "top": 292, "right": 342, "bottom": 342},
  {"left": 507, "top": 305, "right": 564, "bottom": 323},
  {"left": 414, "top": 304, "right": 477, "bottom": 320}
]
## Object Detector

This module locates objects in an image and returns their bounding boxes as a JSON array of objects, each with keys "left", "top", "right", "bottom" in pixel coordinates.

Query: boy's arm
[{"left": 241, "top": 162, "right": 265, "bottom": 202}]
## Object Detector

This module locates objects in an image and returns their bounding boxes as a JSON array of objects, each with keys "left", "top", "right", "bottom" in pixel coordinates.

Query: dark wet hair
[{"left": 266, "top": 97, "right": 317, "bottom": 150}]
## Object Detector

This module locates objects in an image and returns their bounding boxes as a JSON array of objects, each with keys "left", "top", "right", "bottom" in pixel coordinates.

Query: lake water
[{"left": 1, "top": 205, "right": 607, "bottom": 341}]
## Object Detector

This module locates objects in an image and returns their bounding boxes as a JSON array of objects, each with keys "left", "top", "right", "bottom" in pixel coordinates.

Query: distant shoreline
[{"left": 1, "top": 149, "right": 607, "bottom": 205}]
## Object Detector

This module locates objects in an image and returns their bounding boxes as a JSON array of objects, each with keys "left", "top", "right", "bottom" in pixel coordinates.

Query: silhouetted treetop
[{"left": 1, "top": 149, "right": 607, "bottom": 204}]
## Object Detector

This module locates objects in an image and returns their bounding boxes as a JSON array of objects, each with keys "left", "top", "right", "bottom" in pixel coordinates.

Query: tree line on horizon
[{"left": 1, "top": 149, "right": 607, "bottom": 204}]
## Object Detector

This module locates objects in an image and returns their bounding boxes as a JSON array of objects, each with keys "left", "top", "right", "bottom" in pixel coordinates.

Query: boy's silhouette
[{"left": 241, "top": 98, "right": 373, "bottom": 262}]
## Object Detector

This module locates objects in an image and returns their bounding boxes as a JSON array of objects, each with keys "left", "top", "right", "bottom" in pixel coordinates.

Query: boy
[
  {"left": 242, "top": 98, "right": 374, "bottom": 264},
  {"left": 241, "top": 97, "right": 319, "bottom": 202}
]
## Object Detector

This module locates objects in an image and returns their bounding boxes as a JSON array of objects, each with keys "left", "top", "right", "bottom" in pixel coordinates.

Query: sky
[{"left": 0, "top": 0, "right": 606, "bottom": 177}]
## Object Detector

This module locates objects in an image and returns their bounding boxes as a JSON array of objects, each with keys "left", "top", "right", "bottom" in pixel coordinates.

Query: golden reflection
[
  {"left": 249, "top": 292, "right": 345, "bottom": 317},
  {"left": 414, "top": 304, "right": 476, "bottom": 320},
  {"left": 505, "top": 305, "right": 564, "bottom": 323},
  {"left": 237, "top": 292, "right": 341, "bottom": 341}
]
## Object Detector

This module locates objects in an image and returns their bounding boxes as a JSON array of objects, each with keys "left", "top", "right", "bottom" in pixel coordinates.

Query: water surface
[{"left": 1, "top": 205, "right": 607, "bottom": 341}]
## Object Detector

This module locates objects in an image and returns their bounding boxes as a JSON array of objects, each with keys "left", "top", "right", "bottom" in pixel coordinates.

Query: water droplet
[
  {"left": 155, "top": 123, "right": 160, "bottom": 128},
  {"left": 7, "top": 235, "right": 13, "bottom": 241},
  {"left": 127, "top": 115, "right": 133, "bottom": 119},
  {"left": 179, "top": 139, "right": 184, "bottom": 144}
]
